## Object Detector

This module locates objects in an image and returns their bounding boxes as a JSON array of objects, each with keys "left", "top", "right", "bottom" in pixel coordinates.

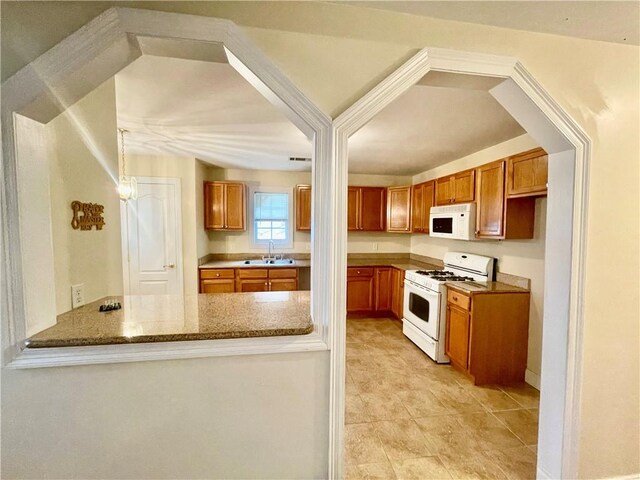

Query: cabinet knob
[
  {"left": 357, "top": 271, "right": 361, "bottom": 274},
  {"left": 453, "top": 296, "right": 458, "bottom": 301},
  {"left": 216, "top": 273, "right": 220, "bottom": 277},
  {"left": 264, "top": 282, "right": 268, "bottom": 286}
]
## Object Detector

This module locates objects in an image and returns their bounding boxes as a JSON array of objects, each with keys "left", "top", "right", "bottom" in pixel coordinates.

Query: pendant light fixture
[{"left": 117, "top": 128, "right": 137, "bottom": 202}]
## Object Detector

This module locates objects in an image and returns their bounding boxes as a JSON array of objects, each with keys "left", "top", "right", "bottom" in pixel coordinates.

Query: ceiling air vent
[{"left": 289, "top": 157, "right": 312, "bottom": 163}]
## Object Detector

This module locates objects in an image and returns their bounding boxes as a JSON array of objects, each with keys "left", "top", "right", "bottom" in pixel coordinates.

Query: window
[{"left": 250, "top": 187, "right": 294, "bottom": 248}]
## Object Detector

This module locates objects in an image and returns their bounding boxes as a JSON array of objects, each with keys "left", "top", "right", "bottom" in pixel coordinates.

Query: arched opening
[{"left": 331, "top": 49, "right": 589, "bottom": 480}]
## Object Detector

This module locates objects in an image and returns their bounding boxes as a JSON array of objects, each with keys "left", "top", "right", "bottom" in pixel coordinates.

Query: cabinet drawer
[
  {"left": 200, "top": 268, "right": 234, "bottom": 279},
  {"left": 236, "top": 268, "right": 268, "bottom": 279},
  {"left": 200, "top": 279, "right": 235, "bottom": 293},
  {"left": 448, "top": 289, "right": 470, "bottom": 310},
  {"left": 269, "top": 268, "right": 298, "bottom": 279},
  {"left": 347, "top": 267, "right": 374, "bottom": 277}
]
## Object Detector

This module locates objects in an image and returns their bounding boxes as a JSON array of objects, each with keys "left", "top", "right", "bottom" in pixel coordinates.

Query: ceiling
[
  {"left": 116, "top": 56, "right": 313, "bottom": 171},
  {"left": 339, "top": 1, "right": 639, "bottom": 45},
  {"left": 117, "top": 55, "right": 525, "bottom": 175}
]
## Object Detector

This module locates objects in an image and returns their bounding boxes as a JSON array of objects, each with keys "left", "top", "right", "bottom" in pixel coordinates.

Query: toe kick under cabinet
[{"left": 445, "top": 286, "right": 530, "bottom": 385}]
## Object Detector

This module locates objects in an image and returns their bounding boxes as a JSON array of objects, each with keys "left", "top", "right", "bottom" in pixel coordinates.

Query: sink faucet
[{"left": 268, "top": 240, "right": 275, "bottom": 259}]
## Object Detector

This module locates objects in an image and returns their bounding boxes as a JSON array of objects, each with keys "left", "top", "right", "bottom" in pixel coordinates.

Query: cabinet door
[
  {"left": 200, "top": 279, "right": 235, "bottom": 293},
  {"left": 446, "top": 304, "right": 470, "bottom": 369},
  {"left": 204, "top": 182, "right": 225, "bottom": 229},
  {"left": 411, "top": 184, "right": 424, "bottom": 232},
  {"left": 387, "top": 186, "right": 412, "bottom": 232},
  {"left": 269, "top": 278, "right": 298, "bottom": 291},
  {"left": 359, "top": 187, "right": 386, "bottom": 231},
  {"left": 224, "top": 183, "right": 246, "bottom": 230},
  {"left": 295, "top": 185, "right": 312, "bottom": 231},
  {"left": 347, "top": 187, "right": 360, "bottom": 231},
  {"left": 347, "top": 277, "right": 374, "bottom": 312},
  {"left": 507, "top": 149, "right": 548, "bottom": 197},
  {"left": 374, "top": 267, "right": 392, "bottom": 311},
  {"left": 476, "top": 160, "right": 505, "bottom": 238},
  {"left": 390, "top": 268, "right": 405, "bottom": 319},
  {"left": 237, "top": 278, "right": 269, "bottom": 292},
  {"left": 435, "top": 177, "right": 454, "bottom": 205},
  {"left": 422, "top": 181, "right": 435, "bottom": 233},
  {"left": 453, "top": 170, "right": 475, "bottom": 204}
]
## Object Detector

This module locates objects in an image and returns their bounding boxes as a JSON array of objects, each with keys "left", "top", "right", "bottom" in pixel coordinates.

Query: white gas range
[{"left": 402, "top": 252, "right": 495, "bottom": 363}]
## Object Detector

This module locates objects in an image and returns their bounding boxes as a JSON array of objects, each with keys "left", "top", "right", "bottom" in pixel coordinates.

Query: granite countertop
[
  {"left": 346, "top": 257, "right": 441, "bottom": 271},
  {"left": 200, "top": 259, "right": 311, "bottom": 269},
  {"left": 26, "top": 292, "right": 313, "bottom": 348},
  {"left": 446, "top": 281, "right": 530, "bottom": 294}
]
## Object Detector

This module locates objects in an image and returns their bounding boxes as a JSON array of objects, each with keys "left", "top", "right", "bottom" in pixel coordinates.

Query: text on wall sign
[{"left": 71, "top": 201, "right": 105, "bottom": 230}]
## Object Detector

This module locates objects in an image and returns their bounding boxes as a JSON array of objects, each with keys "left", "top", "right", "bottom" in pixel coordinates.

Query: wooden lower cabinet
[
  {"left": 347, "top": 266, "right": 404, "bottom": 317},
  {"left": 445, "top": 288, "right": 530, "bottom": 385},
  {"left": 199, "top": 267, "right": 298, "bottom": 293},
  {"left": 445, "top": 304, "right": 470, "bottom": 369},
  {"left": 374, "top": 267, "right": 392, "bottom": 311},
  {"left": 200, "top": 279, "right": 235, "bottom": 293},
  {"left": 390, "top": 268, "right": 405, "bottom": 319}
]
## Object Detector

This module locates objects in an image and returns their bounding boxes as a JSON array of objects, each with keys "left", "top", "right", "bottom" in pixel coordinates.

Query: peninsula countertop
[{"left": 26, "top": 292, "right": 313, "bottom": 348}]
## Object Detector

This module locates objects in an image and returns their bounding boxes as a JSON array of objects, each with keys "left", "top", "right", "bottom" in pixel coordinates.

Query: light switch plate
[
  {"left": 71, "top": 283, "right": 85, "bottom": 309},
  {"left": 372, "top": 243, "right": 378, "bottom": 251}
]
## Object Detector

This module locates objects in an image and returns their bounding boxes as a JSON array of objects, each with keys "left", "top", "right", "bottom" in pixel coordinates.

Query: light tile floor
[{"left": 345, "top": 317, "right": 540, "bottom": 480}]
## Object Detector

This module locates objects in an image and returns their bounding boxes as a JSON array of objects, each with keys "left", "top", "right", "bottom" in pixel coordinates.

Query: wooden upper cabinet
[
  {"left": 411, "top": 181, "right": 435, "bottom": 233},
  {"left": 204, "top": 181, "right": 246, "bottom": 231},
  {"left": 295, "top": 184, "right": 312, "bottom": 231},
  {"left": 374, "top": 267, "right": 392, "bottom": 311},
  {"left": 386, "top": 186, "right": 412, "bottom": 232},
  {"left": 435, "top": 170, "right": 475, "bottom": 205},
  {"left": 347, "top": 187, "right": 360, "bottom": 231},
  {"left": 348, "top": 187, "right": 386, "bottom": 231},
  {"left": 476, "top": 160, "right": 506, "bottom": 238},
  {"left": 507, "top": 147, "right": 548, "bottom": 198}
]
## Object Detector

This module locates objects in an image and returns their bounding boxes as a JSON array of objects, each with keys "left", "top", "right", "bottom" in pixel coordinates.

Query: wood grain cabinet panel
[
  {"left": 476, "top": 160, "right": 506, "bottom": 238},
  {"left": 236, "top": 278, "right": 270, "bottom": 292},
  {"left": 269, "top": 278, "right": 298, "bottom": 291},
  {"left": 411, "top": 181, "right": 434, "bottom": 233},
  {"left": 390, "top": 267, "right": 405, "bottom": 319},
  {"left": 204, "top": 181, "right": 246, "bottom": 230},
  {"left": 445, "top": 288, "right": 531, "bottom": 385},
  {"left": 374, "top": 267, "right": 392, "bottom": 311},
  {"left": 507, "top": 148, "right": 548, "bottom": 197},
  {"left": 295, "top": 184, "right": 312, "bottom": 231},
  {"left": 200, "top": 279, "right": 235, "bottom": 293},
  {"left": 359, "top": 187, "right": 386, "bottom": 231},
  {"left": 446, "top": 304, "right": 470, "bottom": 370},
  {"left": 435, "top": 171, "right": 475, "bottom": 205},
  {"left": 347, "top": 187, "right": 360, "bottom": 231},
  {"left": 386, "top": 186, "right": 412, "bottom": 232},
  {"left": 347, "top": 276, "right": 374, "bottom": 312},
  {"left": 348, "top": 187, "right": 386, "bottom": 231}
]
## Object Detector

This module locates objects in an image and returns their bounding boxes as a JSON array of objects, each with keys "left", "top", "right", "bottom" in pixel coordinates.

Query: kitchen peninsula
[{"left": 26, "top": 291, "right": 313, "bottom": 348}]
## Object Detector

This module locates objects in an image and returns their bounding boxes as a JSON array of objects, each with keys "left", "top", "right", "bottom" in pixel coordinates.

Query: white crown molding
[{"left": 331, "top": 46, "right": 590, "bottom": 480}]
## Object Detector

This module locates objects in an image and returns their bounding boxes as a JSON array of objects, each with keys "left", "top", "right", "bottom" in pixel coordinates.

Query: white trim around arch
[
  {"left": 1, "top": 8, "right": 334, "bottom": 367},
  {"left": 329, "top": 48, "right": 590, "bottom": 480}
]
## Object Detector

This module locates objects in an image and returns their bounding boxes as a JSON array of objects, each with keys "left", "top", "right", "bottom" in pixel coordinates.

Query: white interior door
[{"left": 122, "top": 177, "right": 183, "bottom": 296}]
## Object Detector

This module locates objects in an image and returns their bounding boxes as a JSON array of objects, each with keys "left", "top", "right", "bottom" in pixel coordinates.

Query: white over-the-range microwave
[{"left": 429, "top": 203, "right": 476, "bottom": 241}]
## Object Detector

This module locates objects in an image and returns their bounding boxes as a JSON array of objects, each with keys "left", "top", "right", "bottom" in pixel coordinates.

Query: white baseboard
[
  {"left": 525, "top": 369, "right": 541, "bottom": 390},
  {"left": 604, "top": 474, "right": 640, "bottom": 480}
]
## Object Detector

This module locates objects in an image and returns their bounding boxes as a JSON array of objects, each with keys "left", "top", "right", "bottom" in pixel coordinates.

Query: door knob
[{"left": 163, "top": 264, "right": 176, "bottom": 269}]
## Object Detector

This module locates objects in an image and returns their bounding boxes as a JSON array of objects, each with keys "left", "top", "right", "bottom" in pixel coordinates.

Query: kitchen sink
[{"left": 242, "top": 259, "right": 295, "bottom": 265}]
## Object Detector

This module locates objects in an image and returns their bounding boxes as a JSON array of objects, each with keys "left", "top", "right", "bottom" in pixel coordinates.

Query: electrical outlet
[
  {"left": 71, "top": 283, "right": 85, "bottom": 309},
  {"left": 372, "top": 243, "right": 378, "bottom": 251}
]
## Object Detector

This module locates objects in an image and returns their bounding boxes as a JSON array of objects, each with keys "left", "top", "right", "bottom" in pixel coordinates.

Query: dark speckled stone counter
[{"left": 26, "top": 292, "right": 313, "bottom": 348}]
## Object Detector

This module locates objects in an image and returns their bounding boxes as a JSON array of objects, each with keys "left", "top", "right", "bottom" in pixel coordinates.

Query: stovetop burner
[{"left": 412, "top": 270, "right": 474, "bottom": 282}]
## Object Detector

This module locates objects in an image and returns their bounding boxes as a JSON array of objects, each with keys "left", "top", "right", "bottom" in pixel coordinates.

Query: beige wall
[
  {"left": 47, "top": 78, "right": 123, "bottom": 314},
  {"left": 2, "top": 2, "right": 639, "bottom": 479},
  {"left": 411, "top": 134, "right": 546, "bottom": 377},
  {"left": 128, "top": 154, "right": 199, "bottom": 295}
]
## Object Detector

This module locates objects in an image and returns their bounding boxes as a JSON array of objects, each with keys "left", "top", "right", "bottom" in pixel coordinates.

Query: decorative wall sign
[{"left": 71, "top": 201, "right": 105, "bottom": 230}]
